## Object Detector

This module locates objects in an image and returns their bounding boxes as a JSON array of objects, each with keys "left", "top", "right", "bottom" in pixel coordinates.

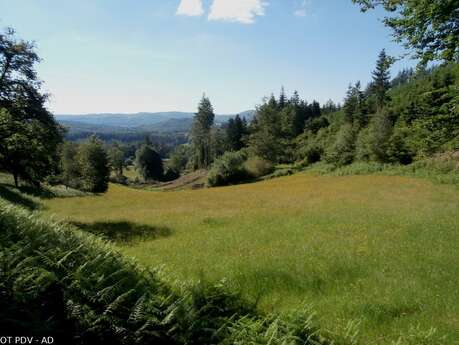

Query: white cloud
[
  {"left": 294, "top": 0, "right": 310, "bottom": 17},
  {"left": 176, "top": 0, "right": 204, "bottom": 17},
  {"left": 208, "top": 0, "right": 267, "bottom": 24}
]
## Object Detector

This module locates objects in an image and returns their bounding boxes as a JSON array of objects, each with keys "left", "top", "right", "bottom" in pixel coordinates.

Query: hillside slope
[
  {"left": 0, "top": 196, "right": 331, "bottom": 345},
  {"left": 42, "top": 173, "right": 459, "bottom": 344}
]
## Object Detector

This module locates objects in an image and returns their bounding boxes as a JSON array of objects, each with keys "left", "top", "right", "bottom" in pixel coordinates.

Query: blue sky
[{"left": 0, "top": 0, "right": 416, "bottom": 114}]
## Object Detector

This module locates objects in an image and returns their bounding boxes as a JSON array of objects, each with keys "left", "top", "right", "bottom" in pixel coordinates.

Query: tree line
[
  {"left": 175, "top": 48, "right": 457, "bottom": 187},
  {"left": 1, "top": 0, "right": 458, "bottom": 191}
]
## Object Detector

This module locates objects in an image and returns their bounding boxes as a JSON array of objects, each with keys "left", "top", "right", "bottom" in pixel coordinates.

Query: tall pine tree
[
  {"left": 190, "top": 95, "right": 215, "bottom": 169},
  {"left": 278, "top": 86, "right": 287, "bottom": 109},
  {"left": 372, "top": 49, "right": 393, "bottom": 109},
  {"left": 226, "top": 115, "right": 246, "bottom": 151}
]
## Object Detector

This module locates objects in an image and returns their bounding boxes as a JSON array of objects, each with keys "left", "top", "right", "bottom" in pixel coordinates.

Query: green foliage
[
  {"left": 60, "top": 141, "right": 80, "bottom": 189},
  {"left": 221, "top": 307, "right": 323, "bottom": 345},
  {"left": 108, "top": 142, "right": 125, "bottom": 176},
  {"left": 304, "top": 62, "right": 459, "bottom": 169},
  {"left": 135, "top": 144, "right": 163, "bottom": 181},
  {"left": 249, "top": 100, "right": 285, "bottom": 163},
  {"left": 371, "top": 49, "right": 394, "bottom": 108},
  {"left": 391, "top": 63, "right": 459, "bottom": 157},
  {"left": 248, "top": 92, "right": 323, "bottom": 164},
  {"left": 304, "top": 116, "right": 330, "bottom": 134},
  {"left": 167, "top": 144, "right": 192, "bottom": 173},
  {"left": 303, "top": 144, "right": 324, "bottom": 165},
  {"left": 225, "top": 115, "right": 247, "bottom": 151},
  {"left": 207, "top": 150, "right": 249, "bottom": 187},
  {"left": 355, "top": 127, "right": 371, "bottom": 161},
  {"left": 366, "top": 110, "right": 393, "bottom": 162},
  {"left": 309, "top": 151, "right": 459, "bottom": 186},
  {"left": 0, "top": 108, "right": 63, "bottom": 187},
  {"left": 353, "top": 0, "right": 459, "bottom": 65},
  {"left": 210, "top": 126, "right": 227, "bottom": 159},
  {"left": 326, "top": 123, "right": 356, "bottom": 166},
  {"left": 386, "top": 127, "right": 413, "bottom": 164},
  {"left": 0, "top": 29, "right": 64, "bottom": 187},
  {"left": 162, "top": 168, "right": 179, "bottom": 182},
  {"left": 244, "top": 156, "right": 275, "bottom": 178},
  {"left": 0, "top": 200, "right": 176, "bottom": 344},
  {"left": 191, "top": 95, "right": 215, "bottom": 169},
  {"left": 343, "top": 82, "right": 367, "bottom": 125},
  {"left": 0, "top": 198, "right": 335, "bottom": 345},
  {"left": 78, "top": 136, "right": 110, "bottom": 193},
  {"left": 296, "top": 123, "right": 336, "bottom": 165}
]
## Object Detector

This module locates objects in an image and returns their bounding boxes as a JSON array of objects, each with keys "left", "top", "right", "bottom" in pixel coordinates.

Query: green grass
[{"left": 41, "top": 173, "right": 459, "bottom": 344}]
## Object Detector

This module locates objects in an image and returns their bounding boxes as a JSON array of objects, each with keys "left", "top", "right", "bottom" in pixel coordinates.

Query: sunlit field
[{"left": 43, "top": 174, "right": 459, "bottom": 344}]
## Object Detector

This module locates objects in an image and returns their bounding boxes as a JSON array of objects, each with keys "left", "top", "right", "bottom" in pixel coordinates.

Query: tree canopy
[
  {"left": 77, "top": 136, "right": 110, "bottom": 193},
  {"left": 135, "top": 143, "right": 164, "bottom": 181},
  {"left": 0, "top": 28, "right": 63, "bottom": 187},
  {"left": 353, "top": 0, "right": 459, "bottom": 65}
]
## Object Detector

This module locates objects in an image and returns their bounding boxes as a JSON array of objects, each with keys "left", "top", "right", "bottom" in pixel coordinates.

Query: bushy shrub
[
  {"left": 244, "top": 156, "right": 275, "bottom": 178},
  {"left": 366, "top": 110, "right": 393, "bottom": 162},
  {"left": 328, "top": 162, "right": 389, "bottom": 176},
  {"left": 325, "top": 123, "right": 356, "bottom": 166},
  {"left": 163, "top": 168, "right": 180, "bottom": 182},
  {"left": 355, "top": 127, "right": 371, "bottom": 162},
  {"left": 207, "top": 151, "right": 249, "bottom": 187},
  {"left": 441, "top": 135, "right": 459, "bottom": 152},
  {"left": 109, "top": 174, "right": 128, "bottom": 185},
  {"left": 303, "top": 145, "right": 323, "bottom": 165},
  {"left": 167, "top": 144, "right": 191, "bottom": 173},
  {"left": 304, "top": 116, "right": 330, "bottom": 134},
  {"left": 386, "top": 127, "right": 413, "bottom": 164}
]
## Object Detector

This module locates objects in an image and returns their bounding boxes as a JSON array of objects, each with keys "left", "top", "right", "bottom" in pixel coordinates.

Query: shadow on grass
[
  {"left": 70, "top": 220, "right": 173, "bottom": 244},
  {"left": 0, "top": 184, "right": 41, "bottom": 210},
  {"left": 17, "top": 185, "right": 55, "bottom": 199}
]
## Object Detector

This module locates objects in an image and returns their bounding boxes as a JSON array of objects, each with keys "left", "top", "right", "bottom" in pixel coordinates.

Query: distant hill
[{"left": 55, "top": 110, "right": 255, "bottom": 134}]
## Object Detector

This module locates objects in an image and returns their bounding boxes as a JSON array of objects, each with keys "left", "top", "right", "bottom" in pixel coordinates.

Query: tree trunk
[{"left": 13, "top": 172, "right": 18, "bottom": 188}]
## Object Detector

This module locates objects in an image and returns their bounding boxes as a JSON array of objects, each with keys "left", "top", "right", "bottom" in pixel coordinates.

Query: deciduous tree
[
  {"left": 353, "top": 0, "right": 459, "bottom": 65},
  {"left": 78, "top": 136, "right": 110, "bottom": 193},
  {"left": 135, "top": 144, "right": 163, "bottom": 181},
  {"left": 0, "top": 29, "right": 63, "bottom": 187}
]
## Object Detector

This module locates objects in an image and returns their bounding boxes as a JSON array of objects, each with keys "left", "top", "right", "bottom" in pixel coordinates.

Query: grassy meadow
[{"left": 42, "top": 173, "right": 459, "bottom": 344}]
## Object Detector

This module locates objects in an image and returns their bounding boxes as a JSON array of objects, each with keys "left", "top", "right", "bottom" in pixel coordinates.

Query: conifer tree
[
  {"left": 290, "top": 91, "right": 309, "bottom": 135},
  {"left": 190, "top": 95, "right": 215, "bottom": 169},
  {"left": 280, "top": 105, "right": 297, "bottom": 139},
  {"left": 310, "top": 101, "right": 321, "bottom": 118},
  {"left": 290, "top": 91, "right": 300, "bottom": 106},
  {"left": 343, "top": 81, "right": 366, "bottom": 125},
  {"left": 278, "top": 86, "right": 287, "bottom": 109},
  {"left": 323, "top": 99, "right": 338, "bottom": 114},
  {"left": 249, "top": 98, "right": 284, "bottom": 162},
  {"left": 372, "top": 49, "right": 393, "bottom": 109},
  {"left": 226, "top": 115, "right": 246, "bottom": 151}
]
